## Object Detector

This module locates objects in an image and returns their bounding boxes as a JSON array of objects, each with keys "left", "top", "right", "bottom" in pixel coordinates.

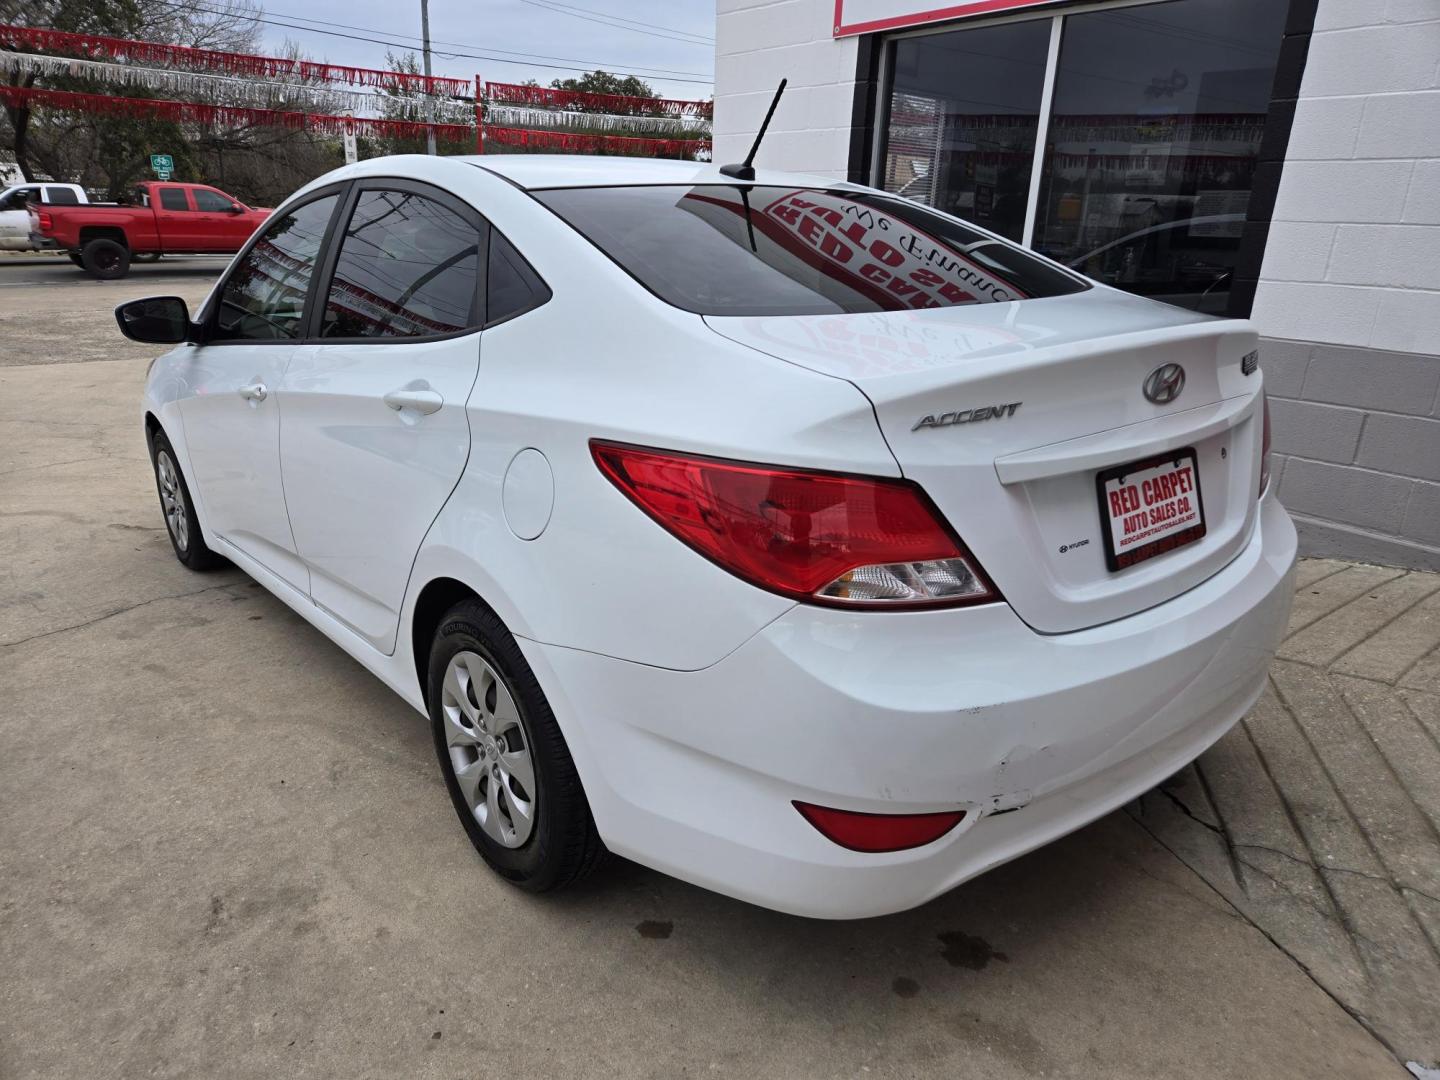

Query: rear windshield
[{"left": 534, "top": 184, "right": 1088, "bottom": 317}]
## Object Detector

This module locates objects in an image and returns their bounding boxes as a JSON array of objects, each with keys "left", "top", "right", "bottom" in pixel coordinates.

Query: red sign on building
[{"left": 834, "top": 0, "right": 1059, "bottom": 37}]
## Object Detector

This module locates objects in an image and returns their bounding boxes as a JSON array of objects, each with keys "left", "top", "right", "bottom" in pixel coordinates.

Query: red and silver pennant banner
[
  {"left": 0, "top": 24, "right": 473, "bottom": 98},
  {"left": 482, "top": 103, "right": 708, "bottom": 136},
  {"left": 2, "top": 50, "right": 370, "bottom": 113},
  {"left": 485, "top": 82, "right": 712, "bottom": 119},
  {"left": 482, "top": 125, "right": 710, "bottom": 157},
  {"left": 0, "top": 85, "right": 475, "bottom": 142}
]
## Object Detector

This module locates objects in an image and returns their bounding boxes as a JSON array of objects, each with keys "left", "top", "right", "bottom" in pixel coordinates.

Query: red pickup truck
[{"left": 32, "top": 181, "right": 271, "bottom": 279}]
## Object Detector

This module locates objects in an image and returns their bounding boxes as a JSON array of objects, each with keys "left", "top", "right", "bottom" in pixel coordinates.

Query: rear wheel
[
  {"left": 80, "top": 238, "right": 130, "bottom": 280},
  {"left": 428, "top": 599, "right": 605, "bottom": 892},
  {"left": 148, "top": 428, "right": 223, "bottom": 571}
]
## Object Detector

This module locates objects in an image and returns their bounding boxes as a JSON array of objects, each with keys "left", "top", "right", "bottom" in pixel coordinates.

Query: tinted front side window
[
  {"left": 212, "top": 194, "right": 339, "bottom": 342},
  {"left": 320, "top": 189, "right": 481, "bottom": 339},
  {"left": 158, "top": 188, "right": 188, "bottom": 211},
  {"left": 537, "top": 185, "right": 1086, "bottom": 316},
  {"left": 194, "top": 189, "right": 234, "bottom": 212}
]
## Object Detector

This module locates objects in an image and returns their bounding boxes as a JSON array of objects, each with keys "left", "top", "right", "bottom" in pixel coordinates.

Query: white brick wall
[
  {"left": 1256, "top": 0, "right": 1440, "bottom": 569},
  {"left": 713, "top": 0, "right": 857, "bottom": 176},
  {"left": 1252, "top": 7, "right": 1440, "bottom": 349}
]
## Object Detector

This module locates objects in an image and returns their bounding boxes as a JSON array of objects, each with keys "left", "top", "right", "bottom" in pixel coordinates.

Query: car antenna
[{"left": 719, "top": 78, "right": 787, "bottom": 181}]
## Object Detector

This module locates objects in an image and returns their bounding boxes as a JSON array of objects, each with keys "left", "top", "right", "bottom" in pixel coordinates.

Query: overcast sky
[{"left": 252, "top": 0, "right": 716, "bottom": 100}]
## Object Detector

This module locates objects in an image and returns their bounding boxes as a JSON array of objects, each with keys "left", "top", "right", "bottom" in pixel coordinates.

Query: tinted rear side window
[
  {"left": 535, "top": 185, "right": 1087, "bottom": 317},
  {"left": 46, "top": 187, "right": 79, "bottom": 205},
  {"left": 486, "top": 230, "right": 550, "bottom": 326}
]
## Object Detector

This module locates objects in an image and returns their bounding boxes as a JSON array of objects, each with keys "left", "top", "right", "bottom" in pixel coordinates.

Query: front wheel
[
  {"left": 428, "top": 600, "right": 605, "bottom": 892},
  {"left": 149, "top": 429, "right": 224, "bottom": 571}
]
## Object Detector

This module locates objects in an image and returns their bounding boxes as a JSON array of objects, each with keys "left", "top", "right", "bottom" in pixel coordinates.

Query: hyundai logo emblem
[{"left": 1143, "top": 363, "right": 1186, "bottom": 405}]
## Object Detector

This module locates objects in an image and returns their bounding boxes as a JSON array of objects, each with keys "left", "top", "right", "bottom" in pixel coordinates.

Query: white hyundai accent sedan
[{"left": 118, "top": 154, "right": 1296, "bottom": 918}]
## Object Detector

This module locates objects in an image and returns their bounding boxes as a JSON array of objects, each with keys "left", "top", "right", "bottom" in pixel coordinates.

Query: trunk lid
[{"left": 705, "top": 289, "right": 1265, "bottom": 633}]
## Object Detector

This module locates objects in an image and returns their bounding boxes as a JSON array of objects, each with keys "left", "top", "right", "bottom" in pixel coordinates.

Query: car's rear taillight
[
  {"left": 794, "top": 801, "right": 966, "bottom": 852},
  {"left": 1258, "top": 391, "right": 1272, "bottom": 498},
  {"left": 591, "top": 441, "right": 998, "bottom": 608},
  {"left": 36, "top": 211, "right": 52, "bottom": 231}
]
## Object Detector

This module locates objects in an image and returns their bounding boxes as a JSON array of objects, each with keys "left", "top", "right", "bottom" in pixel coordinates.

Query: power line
[
  {"left": 518, "top": 0, "right": 713, "bottom": 43},
  {"left": 179, "top": 1, "right": 714, "bottom": 76},
  {"left": 513, "top": 0, "right": 712, "bottom": 47},
  {"left": 153, "top": 0, "right": 715, "bottom": 84}
]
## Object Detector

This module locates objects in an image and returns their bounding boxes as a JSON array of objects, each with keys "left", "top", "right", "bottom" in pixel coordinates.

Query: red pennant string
[
  {"left": 482, "top": 125, "right": 710, "bottom": 157},
  {"left": 0, "top": 85, "right": 475, "bottom": 142},
  {"left": 485, "top": 82, "right": 712, "bottom": 119},
  {"left": 0, "top": 24, "right": 473, "bottom": 98}
]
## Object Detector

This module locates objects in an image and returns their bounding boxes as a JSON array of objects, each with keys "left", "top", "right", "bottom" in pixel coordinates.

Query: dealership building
[{"left": 714, "top": 0, "right": 1440, "bottom": 569}]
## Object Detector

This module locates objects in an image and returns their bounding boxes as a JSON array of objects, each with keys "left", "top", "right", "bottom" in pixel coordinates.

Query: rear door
[
  {"left": 152, "top": 185, "right": 196, "bottom": 250},
  {"left": 277, "top": 180, "right": 487, "bottom": 653},
  {"left": 176, "top": 186, "right": 347, "bottom": 590}
]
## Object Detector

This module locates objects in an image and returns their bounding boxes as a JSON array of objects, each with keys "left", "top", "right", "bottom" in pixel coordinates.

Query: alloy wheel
[
  {"left": 155, "top": 449, "right": 189, "bottom": 552},
  {"left": 440, "top": 650, "right": 537, "bottom": 848}
]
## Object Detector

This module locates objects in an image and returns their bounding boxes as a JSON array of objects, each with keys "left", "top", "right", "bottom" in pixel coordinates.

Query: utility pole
[{"left": 421, "top": 0, "right": 437, "bottom": 155}]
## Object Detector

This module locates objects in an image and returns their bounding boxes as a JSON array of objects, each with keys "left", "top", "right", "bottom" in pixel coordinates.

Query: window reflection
[
  {"left": 881, "top": 19, "right": 1051, "bottom": 242},
  {"left": 1030, "top": 0, "right": 1288, "bottom": 312}
]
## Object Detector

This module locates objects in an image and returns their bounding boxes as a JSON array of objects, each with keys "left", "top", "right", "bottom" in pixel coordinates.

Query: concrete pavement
[{"left": 0, "top": 276, "right": 1431, "bottom": 1078}]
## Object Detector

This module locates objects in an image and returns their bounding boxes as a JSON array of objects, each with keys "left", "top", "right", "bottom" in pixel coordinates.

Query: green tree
[{"left": 549, "top": 70, "right": 656, "bottom": 101}]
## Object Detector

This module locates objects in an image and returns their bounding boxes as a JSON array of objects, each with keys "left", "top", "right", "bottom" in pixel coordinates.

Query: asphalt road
[
  {"left": 0, "top": 276, "right": 1414, "bottom": 1079},
  {"left": 0, "top": 253, "right": 230, "bottom": 288}
]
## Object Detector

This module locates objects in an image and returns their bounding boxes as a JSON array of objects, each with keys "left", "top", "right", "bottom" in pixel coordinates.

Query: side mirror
[
  {"left": 228, "top": 203, "right": 245, "bottom": 213},
  {"left": 115, "top": 296, "right": 193, "bottom": 344}
]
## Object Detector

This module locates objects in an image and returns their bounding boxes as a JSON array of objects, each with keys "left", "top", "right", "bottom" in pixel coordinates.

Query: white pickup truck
[{"left": 0, "top": 182, "right": 89, "bottom": 250}]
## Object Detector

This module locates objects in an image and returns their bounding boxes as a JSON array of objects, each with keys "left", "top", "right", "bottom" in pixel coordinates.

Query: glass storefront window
[
  {"left": 879, "top": 19, "right": 1051, "bottom": 242},
  {"left": 1031, "top": 0, "right": 1288, "bottom": 313},
  {"left": 875, "top": 0, "right": 1290, "bottom": 313}
]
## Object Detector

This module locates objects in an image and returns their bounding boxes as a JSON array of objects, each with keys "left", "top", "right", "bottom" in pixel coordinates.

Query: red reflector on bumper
[{"left": 794, "top": 801, "right": 966, "bottom": 853}]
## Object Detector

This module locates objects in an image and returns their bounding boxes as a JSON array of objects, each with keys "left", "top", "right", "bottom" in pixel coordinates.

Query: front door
[
  {"left": 278, "top": 182, "right": 486, "bottom": 653},
  {"left": 192, "top": 186, "right": 256, "bottom": 249},
  {"left": 0, "top": 185, "right": 40, "bottom": 249},
  {"left": 177, "top": 189, "right": 344, "bottom": 591}
]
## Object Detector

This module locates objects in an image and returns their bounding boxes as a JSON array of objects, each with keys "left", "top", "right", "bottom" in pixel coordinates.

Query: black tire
[
  {"left": 148, "top": 428, "right": 224, "bottom": 571},
  {"left": 67, "top": 251, "right": 84, "bottom": 267},
  {"left": 80, "top": 237, "right": 130, "bottom": 280},
  {"left": 428, "top": 599, "right": 605, "bottom": 892}
]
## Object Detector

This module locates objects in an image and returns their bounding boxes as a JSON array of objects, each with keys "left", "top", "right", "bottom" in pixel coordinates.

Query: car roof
[{"left": 454, "top": 154, "right": 844, "bottom": 192}]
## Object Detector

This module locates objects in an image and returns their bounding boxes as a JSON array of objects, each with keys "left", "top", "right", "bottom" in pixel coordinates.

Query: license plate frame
[{"left": 1095, "top": 448, "right": 1206, "bottom": 572}]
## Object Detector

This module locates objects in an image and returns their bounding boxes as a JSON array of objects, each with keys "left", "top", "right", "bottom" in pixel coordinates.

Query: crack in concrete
[
  {"left": 0, "top": 582, "right": 242, "bottom": 649},
  {"left": 1128, "top": 809, "right": 1408, "bottom": 1068},
  {"left": 1155, "top": 783, "right": 1223, "bottom": 835}
]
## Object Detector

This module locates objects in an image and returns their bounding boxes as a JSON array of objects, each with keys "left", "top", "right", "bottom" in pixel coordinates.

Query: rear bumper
[
  {"left": 27, "top": 233, "right": 58, "bottom": 249},
  {"left": 524, "top": 495, "right": 1297, "bottom": 918}
]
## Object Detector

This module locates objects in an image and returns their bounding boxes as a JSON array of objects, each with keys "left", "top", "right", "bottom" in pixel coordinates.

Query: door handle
[
  {"left": 238, "top": 381, "right": 267, "bottom": 402},
  {"left": 383, "top": 388, "right": 444, "bottom": 415}
]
